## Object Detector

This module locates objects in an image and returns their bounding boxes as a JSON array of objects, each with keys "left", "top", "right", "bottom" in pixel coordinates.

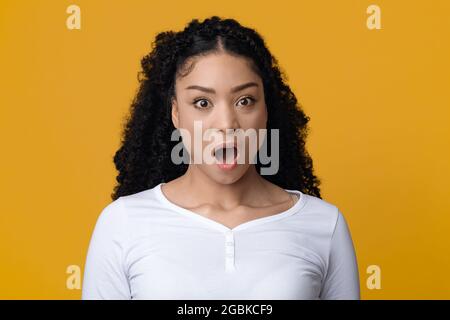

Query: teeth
[{"left": 215, "top": 147, "right": 237, "bottom": 164}]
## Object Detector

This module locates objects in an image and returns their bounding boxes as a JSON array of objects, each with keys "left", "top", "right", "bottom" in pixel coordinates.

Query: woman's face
[{"left": 171, "top": 52, "right": 268, "bottom": 184}]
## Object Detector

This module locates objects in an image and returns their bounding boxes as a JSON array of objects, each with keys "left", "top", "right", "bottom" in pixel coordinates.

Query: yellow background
[{"left": 1, "top": 0, "right": 449, "bottom": 299}]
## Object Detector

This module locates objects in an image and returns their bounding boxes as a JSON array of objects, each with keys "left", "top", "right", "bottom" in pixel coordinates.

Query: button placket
[{"left": 224, "top": 231, "right": 236, "bottom": 272}]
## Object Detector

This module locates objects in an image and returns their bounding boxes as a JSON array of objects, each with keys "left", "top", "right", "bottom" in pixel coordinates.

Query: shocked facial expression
[{"left": 171, "top": 52, "right": 268, "bottom": 184}]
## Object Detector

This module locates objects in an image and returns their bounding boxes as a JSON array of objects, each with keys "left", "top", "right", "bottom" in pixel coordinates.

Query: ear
[{"left": 171, "top": 97, "right": 179, "bottom": 129}]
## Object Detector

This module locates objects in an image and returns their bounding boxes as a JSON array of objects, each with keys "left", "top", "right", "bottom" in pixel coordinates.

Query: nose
[{"left": 213, "top": 102, "right": 240, "bottom": 135}]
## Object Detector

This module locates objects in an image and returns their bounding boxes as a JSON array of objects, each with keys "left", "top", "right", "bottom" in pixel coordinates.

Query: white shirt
[{"left": 82, "top": 182, "right": 360, "bottom": 300}]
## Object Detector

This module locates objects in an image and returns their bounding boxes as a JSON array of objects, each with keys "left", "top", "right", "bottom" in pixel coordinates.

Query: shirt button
[{"left": 226, "top": 253, "right": 234, "bottom": 258}]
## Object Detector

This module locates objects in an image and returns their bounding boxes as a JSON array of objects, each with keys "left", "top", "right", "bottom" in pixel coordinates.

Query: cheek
[
  {"left": 177, "top": 123, "right": 211, "bottom": 162},
  {"left": 258, "top": 112, "right": 268, "bottom": 129},
  {"left": 176, "top": 108, "right": 197, "bottom": 154},
  {"left": 241, "top": 107, "right": 268, "bottom": 130},
  {"left": 240, "top": 108, "right": 268, "bottom": 161}
]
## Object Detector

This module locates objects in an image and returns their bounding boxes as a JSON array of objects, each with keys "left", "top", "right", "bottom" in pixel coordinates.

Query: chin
[{"left": 204, "top": 163, "right": 249, "bottom": 185}]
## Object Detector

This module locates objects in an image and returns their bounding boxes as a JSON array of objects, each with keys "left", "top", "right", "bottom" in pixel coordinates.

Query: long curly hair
[{"left": 111, "top": 16, "right": 322, "bottom": 201}]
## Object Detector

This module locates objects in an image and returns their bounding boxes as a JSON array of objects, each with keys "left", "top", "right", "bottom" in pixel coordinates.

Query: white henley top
[{"left": 81, "top": 182, "right": 360, "bottom": 300}]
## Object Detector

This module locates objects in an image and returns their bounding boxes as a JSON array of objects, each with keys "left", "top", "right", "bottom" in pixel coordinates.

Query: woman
[{"left": 82, "top": 16, "right": 360, "bottom": 300}]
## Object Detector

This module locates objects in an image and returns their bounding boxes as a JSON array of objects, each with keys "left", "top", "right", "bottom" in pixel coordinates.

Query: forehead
[{"left": 175, "top": 52, "right": 262, "bottom": 90}]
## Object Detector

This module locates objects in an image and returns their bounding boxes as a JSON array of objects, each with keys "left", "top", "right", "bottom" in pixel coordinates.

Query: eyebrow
[{"left": 184, "top": 82, "right": 259, "bottom": 94}]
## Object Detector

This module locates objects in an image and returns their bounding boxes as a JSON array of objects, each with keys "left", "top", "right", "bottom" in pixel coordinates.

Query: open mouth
[{"left": 213, "top": 143, "right": 238, "bottom": 164}]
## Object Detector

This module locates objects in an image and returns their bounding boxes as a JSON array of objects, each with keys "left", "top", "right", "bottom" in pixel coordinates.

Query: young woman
[{"left": 82, "top": 16, "right": 360, "bottom": 300}]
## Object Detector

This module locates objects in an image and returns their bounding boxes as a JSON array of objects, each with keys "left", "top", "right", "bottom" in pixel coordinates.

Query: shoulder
[
  {"left": 299, "top": 194, "right": 355, "bottom": 253},
  {"left": 106, "top": 184, "right": 174, "bottom": 230},
  {"left": 116, "top": 184, "right": 163, "bottom": 212},
  {"left": 300, "top": 193, "right": 339, "bottom": 221},
  {"left": 293, "top": 193, "right": 342, "bottom": 239},
  {"left": 92, "top": 186, "right": 158, "bottom": 234},
  {"left": 91, "top": 197, "right": 128, "bottom": 237},
  {"left": 91, "top": 186, "right": 160, "bottom": 242}
]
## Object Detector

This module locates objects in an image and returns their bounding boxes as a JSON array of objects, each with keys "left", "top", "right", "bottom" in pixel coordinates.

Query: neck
[{"left": 177, "top": 164, "right": 270, "bottom": 210}]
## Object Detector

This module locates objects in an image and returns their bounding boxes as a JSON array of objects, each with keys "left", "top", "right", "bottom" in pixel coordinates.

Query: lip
[
  {"left": 217, "top": 161, "right": 238, "bottom": 170},
  {"left": 212, "top": 140, "right": 239, "bottom": 167}
]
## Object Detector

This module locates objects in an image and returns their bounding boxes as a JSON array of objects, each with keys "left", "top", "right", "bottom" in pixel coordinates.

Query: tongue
[{"left": 215, "top": 147, "right": 237, "bottom": 164}]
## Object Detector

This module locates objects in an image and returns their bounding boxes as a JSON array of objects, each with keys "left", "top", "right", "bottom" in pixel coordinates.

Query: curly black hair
[{"left": 111, "top": 16, "right": 322, "bottom": 201}]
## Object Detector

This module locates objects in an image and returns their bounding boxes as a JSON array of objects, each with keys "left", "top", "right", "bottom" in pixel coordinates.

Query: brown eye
[
  {"left": 237, "top": 96, "right": 255, "bottom": 107},
  {"left": 193, "top": 98, "right": 211, "bottom": 109}
]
